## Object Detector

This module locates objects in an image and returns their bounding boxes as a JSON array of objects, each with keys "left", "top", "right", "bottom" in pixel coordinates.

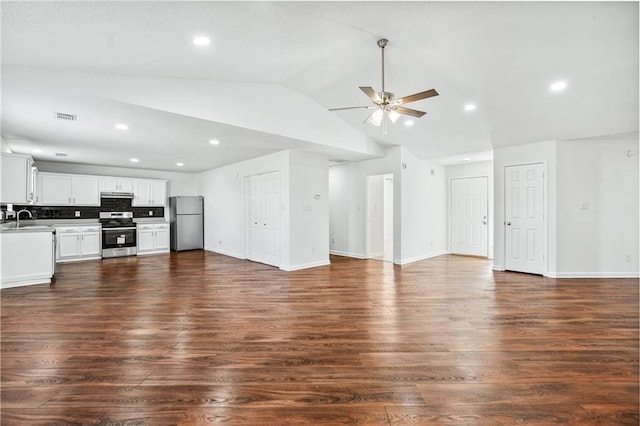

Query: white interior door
[
  {"left": 450, "top": 177, "right": 488, "bottom": 257},
  {"left": 247, "top": 171, "right": 280, "bottom": 267},
  {"left": 505, "top": 163, "right": 545, "bottom": 275}
]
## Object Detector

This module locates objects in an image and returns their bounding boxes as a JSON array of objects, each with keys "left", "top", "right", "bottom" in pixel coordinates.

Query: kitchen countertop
[{"left": 0, "top": 224, "right": 56, "bottom": 233}]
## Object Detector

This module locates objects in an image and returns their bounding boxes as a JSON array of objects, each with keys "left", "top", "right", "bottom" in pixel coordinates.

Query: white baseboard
[
  {"left": 397, "top": 250, "right": 449, "bottom": 265},
  {"left": 546, "top": 271, "right": 640, "bottom": 279},
  {"left": 204, "top": 247, "right": 245, "bottom": 260},
  {"left": 329, "top": 250, "right": 366, "bottom": 259},
  {"left": 280, "top": 260, "right": 331, "bottom": 272}
]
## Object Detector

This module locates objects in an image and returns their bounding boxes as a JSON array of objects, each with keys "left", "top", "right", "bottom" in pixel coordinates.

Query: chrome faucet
[{"left": 16, "top": 209, "right": 33, "bottom": 228}]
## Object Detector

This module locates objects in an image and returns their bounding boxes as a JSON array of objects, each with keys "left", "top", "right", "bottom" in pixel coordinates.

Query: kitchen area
[{"left": 0, "top": 152, "right": 204, "bottom": 289}]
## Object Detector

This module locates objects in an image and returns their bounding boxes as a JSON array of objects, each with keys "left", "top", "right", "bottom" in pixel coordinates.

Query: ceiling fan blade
[
  {"left": 329, "top": 106, "right": 373, "bottom": 111},
  {"left": 391, "top": 106, "right": 427, "bottom": 118},
  {"left": 359, "top": 86, "right": 381, "bottom": 103},
  {"left": 394, "top": 89, "right": 439, "bottom": 105}
]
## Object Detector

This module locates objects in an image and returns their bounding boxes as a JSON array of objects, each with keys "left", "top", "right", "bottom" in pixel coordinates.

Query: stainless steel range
[{"left": 100, "top": 212, "right": 137, "bottom": 258}]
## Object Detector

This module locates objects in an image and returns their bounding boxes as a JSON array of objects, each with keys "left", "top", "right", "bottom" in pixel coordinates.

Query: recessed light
[
  {"left": 463, "top": 158, "right": 471, "bottom": 162},
  {"left": 176, "top": 162, "right": 184, "bottom": 167},
  {"left": 193, "top": 36, "right": 210, "bottom": 46},
  {"left": 404, "top": 120, "right": 414, "bottom": 127},
  {"left": 464, "top": 103, "right": 476, "bottom": 111},
  {"left": 550, "top": 81, "right": 567, "bottom": 92},
  {"left": 33, "top": 148, "right": 43, "bottom": 154},
  {"left": 209, "top": 139, "right": 220, "bottom": 145},
  {"left": 115, "top": 123, "right": 129, "bottom": 130},
  {"left": 130, "top": 158, "right": 139, "bottom": 163}
]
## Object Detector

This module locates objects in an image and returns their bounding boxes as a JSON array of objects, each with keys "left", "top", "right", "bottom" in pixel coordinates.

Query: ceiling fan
[{"left": 329, "top": 38, "right": 439, "bottom": 129}]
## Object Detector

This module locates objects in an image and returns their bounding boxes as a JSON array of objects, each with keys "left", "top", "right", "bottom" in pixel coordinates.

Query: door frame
[
  {"left": 503, "top": 162, "right": 548, "bottom": 275},
  {"left": 448, "top": 175, "right": 489, "bottom": 257},
  {"left": 365, "top": 172, "right": 394, "bottom": 261}
]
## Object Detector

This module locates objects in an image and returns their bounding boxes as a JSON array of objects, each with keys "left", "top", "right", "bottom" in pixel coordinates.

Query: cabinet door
[
  {"left": 150, "top": 180, "right": 166, "bottom": 206},
  {"left": 40, "top": 174, "right": 73, "bottom": 205},
  {"left": 154, "top": 225, "right": 170, "bottom": 251},
  {"left": 133, "top": 180, "right": 151, "bottom": 206},
  {"left": 72, "top": 176, "right": 100, "bottom": 205},
  {"left": 79, "top": 229, "right": 101, "bottom": 257},
  {"left": 118, "top": 179, "right": 134, "bottom": 193},
  {"left": 137, "top": 228, "right": 155, "bottom": 252},
  {"left": 99, "top": 177, "right": 119, "bottom": 192},
  {"left": 57, "top": 231, "right": 80, "bottom": 259},
  {"left": 1, "top": 154, "right": 30, "bottom": 204}
]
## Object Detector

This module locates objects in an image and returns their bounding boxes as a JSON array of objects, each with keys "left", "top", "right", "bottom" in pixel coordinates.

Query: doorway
[
  {"left": 245, "top": 171, "right": 281, "bottom": 267},
  {"left": 366, "top": 173, "right": 393, "bottom": 262},
  {"left": 450, "top": 176, "right": 489, "bottom": 257},
  {"left": 504, "top": 163, "right": 546, "bottom": 275}
]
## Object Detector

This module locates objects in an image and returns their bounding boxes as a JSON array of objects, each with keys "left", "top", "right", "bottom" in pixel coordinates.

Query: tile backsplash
[{"left": 2, "top": 204, "right": 164, "bottom": 220}]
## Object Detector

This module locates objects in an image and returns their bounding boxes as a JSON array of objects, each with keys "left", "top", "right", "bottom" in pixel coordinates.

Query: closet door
[{"left": 248, "top": 171, "right": 281, "bottom": 267}]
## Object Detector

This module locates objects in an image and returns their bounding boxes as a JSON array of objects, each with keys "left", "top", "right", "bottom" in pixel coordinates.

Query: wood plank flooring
[{"left": 1, "top": 252, "right": 638, "bottom": 425}]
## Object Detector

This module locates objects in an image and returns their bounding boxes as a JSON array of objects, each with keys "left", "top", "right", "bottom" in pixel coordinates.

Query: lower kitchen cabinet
[
  {"left": 56, "top": 225, "right": 102, "bottom": 262},
  {"left": 1, "top": 230, "right": 55, "bottom": 288},
  {"left": 137, "top": 223, "right": 170, "bottom": 255}
]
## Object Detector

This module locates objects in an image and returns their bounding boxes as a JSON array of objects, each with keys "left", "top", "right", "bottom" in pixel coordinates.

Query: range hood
[{"left": 100, "top": 192, "right": 134, "bottom": 199}]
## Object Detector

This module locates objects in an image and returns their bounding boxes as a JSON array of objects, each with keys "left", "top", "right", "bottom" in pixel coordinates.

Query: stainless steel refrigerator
[{"left": 169, "top": 196, "right": 204, "bottom": 251}]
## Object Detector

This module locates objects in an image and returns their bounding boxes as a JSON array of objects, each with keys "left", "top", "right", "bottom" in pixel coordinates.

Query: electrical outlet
[
  {"left": 331, "top": 238, "right": 335, "bottom": 244},
  {"left": 312, "top": 246, "right": 316, "bottom": 253},
  {"left": 218, "top": 240, "right": 222, "bottom": 245},
  {"left": 149, "top": 210, "right": 153, "bottom": 216},
  {"left": 75, "top": 211, "right": 81, "bottom": 217},
  {"left": 625, "top": 255, "right": 631, "bottom": 263}
]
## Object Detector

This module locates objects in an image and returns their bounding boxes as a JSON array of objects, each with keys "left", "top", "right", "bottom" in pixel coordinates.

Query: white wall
[
  {"left": 446, "top": 160, "right": 494, "bottom": 258},
  {"left": 329, "top": 146, "right": 448, "bottom": 265},
  {"left": 287, "top": 150, "right": 330, "bottom": 270},
  {"left": 34, "top": 161, "right": 198, "bottom": 197},
  {"left": 1, "top": 136, "right": 11, "bottom": 153},
  {"left": 493, "top": 140, "right": 557, "bottom": 274},
  {"left": 197, "top": 150, "right": 289, "bottom": 262},
  {"left": 555, "top": 135, "right": 639, "bottom": 277},
  {"left": 329, "top": 148, "right": 400, "bottom": 260},
  {"left": 399, "top": 147, "right": 448, "bottom": 264}
]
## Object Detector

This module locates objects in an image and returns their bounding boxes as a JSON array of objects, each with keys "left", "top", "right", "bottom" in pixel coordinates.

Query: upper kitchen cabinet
[
  {"left": 100, "top": 177, "right": 134, "bottom": 193},
  {"left": 1, "top": 153, "right": 37, "bottom": 204},
  {"left": 39, "top": 173, "right": 100, "bottom": 206},
  {"left": 133, "top": 179, "right": 166, "bottom": 206}
]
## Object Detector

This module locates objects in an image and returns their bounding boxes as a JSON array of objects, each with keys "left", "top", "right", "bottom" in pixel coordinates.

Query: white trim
[
  {"left": 1, "top": 277, "right": 52, "bottom": 289},
  {"left": 492, "top": 264, "right": 505, "bottom": 271},
  {"left": 368, "top": 251, "right": 385, "bottom": 258},
  {"left": 280, "top": 260, "right": 331, "bottom": 272},
  {"left": 205, "top": 247, "right": 245, "bottom": 260},
  {"left": 329, "top": 250, "right": 366, "bottom": 259},
  {"left": 546, "top": 271, "right": 640, "bottom": 279},
  {"left": 397, "top": 250, "right": 449, "bottom": 265}
]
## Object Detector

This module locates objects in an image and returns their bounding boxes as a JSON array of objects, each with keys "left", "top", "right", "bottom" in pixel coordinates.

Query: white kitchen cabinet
[
  {"left": 39, "top": 173, "right": 99, "bottom": 206},
  {"left": 1, "top": 229, "right": 55, "bottom": 288},
  {"left": 55, "top": 225, "right": 102, "bottom": 262},
  {"left": 137, "top": 223, "right": 170, "bottom": 255},
  {"left": 100, "top": 177, "right": 134, "bottom": 193},
  {"left": 133, "top": 179, "right": 166, "bottom": 206},
  {"left": 1, "top": 153, "right": 37, "bottom": 204}
]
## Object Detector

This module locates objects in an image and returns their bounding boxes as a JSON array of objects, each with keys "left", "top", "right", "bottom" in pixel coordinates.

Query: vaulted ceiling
[{"left": 2, "top": 2, "right": 638, "bottom": 172}]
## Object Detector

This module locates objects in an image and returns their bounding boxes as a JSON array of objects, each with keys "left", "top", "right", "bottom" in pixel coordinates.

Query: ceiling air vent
[{"left": 54, "top": 112, "right": 77, "bottom": 121}]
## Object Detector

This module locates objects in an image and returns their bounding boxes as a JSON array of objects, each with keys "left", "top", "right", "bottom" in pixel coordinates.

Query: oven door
[{"left": 102, "top": 227, "right": 137, "bottom": 250}]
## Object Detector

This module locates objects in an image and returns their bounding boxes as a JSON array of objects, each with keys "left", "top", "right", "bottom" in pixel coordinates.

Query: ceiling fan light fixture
[
  {"left": 388, "top": 109, "right": 401, "bottom": 123},
  {"left": 370, "top": 109, "right": 384, "bottom": 126}
]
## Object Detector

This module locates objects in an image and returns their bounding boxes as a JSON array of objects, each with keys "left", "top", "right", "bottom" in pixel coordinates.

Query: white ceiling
[{"left": 2, "top": 2, "right": 638, "bottom": 172}]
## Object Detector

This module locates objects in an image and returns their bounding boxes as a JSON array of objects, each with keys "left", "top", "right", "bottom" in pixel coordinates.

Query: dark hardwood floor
[{"left": 1, "top": 252, "right": 638, "bottom": 425}]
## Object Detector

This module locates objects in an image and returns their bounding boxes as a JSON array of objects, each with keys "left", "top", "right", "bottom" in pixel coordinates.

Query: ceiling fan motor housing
[{"left": 379, "top": 91, "right": 394, "bottom": 104}]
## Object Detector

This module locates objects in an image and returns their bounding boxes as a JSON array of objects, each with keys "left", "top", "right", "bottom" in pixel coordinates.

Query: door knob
[
  {"left": 482, "top": 221, "right": 487, "bottom": 225},
  {"left": 506, "top": 221, "right": 511, "bottom": 226}
]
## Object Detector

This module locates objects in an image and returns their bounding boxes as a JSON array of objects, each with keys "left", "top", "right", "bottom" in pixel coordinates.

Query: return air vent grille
[{"left": 54, "top": 112, "right": 77, "bottom": 121}]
